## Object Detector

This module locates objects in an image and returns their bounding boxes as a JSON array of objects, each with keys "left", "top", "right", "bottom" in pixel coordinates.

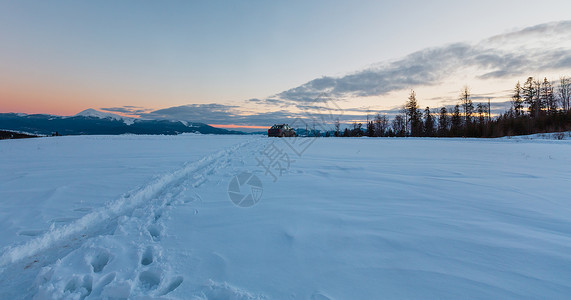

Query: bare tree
[
  {"left": 533, "top": 79, "right": 542, "bottom": 117},
  {"left": 459, "top": 86, "right": 473, "bottom": 125},
  {"left": 558, "top": 76, "right": 571, "bottom": 112},
  {"left": 392, "top": 114, "right": 406, "bottom": 137},
  {"left": 488, "top": 98, "right": 491, "bottom": 123},
  {"left": 374, "top": 114, "right": 388, "bottom": 137},
  {"left": 540, "top": 78, "right": 556, "bottom": 115},
  {"left": 312, "top": 121, "right": 318, "bottom": 137}
]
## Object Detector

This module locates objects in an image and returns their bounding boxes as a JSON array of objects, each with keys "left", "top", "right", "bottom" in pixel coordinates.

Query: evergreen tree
[
  {"left": 405, "top": 90, "right": 422, "bottom": 136},
  {"left": 512, "top": 81, "right": 523, "bottom": 117},
  {"left": 350, "top": 122, "right": 363, "bottom": 137},
  {"left": 366, "top": 121, "right": 375, "bottom": 137},
  {"left": 438, "top": 106, "right": 450, "bottom": 136},
  {"left": 423, "top": 106, "right": 435, "bottom": 137},
  {"left": 523, "top": 77, "right": 534, "bottom": 116},
  {"left": 451, "top": 104, "right": 462, "bottom": 136}
]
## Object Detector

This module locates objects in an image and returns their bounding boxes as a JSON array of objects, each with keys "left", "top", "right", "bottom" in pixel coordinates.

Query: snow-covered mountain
[
  {"left": 73, "top": 108, "right": 135, "bottom": 125},
  {"left": 0, "top": 110, "right": 243, "bottom": 136}
]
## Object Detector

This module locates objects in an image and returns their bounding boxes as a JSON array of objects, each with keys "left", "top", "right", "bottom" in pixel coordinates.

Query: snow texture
[{"left": 0, "top": 135, "right": 570, "bottom": 299}]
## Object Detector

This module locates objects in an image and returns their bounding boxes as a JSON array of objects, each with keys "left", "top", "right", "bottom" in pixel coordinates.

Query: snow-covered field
[
  {"left": 502, "top": 131, "right": 571, "bottom": 140},
  {"left": 1, "top": 135, "right": 570, "bottom": 299}
]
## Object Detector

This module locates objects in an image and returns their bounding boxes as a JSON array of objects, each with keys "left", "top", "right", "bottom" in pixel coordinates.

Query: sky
[{"left": 2, "top": 1, "right": 571, "bottom": 130}]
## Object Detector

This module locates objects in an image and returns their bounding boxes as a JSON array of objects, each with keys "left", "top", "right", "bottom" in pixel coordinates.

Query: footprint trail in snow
[{"left": 0, "top": 138, "right": 264, "bottom": 299}]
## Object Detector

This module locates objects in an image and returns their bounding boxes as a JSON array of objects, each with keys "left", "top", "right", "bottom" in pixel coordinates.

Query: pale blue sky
[{"left": 2, "top": 1, "right": 571, "bottom": 127}]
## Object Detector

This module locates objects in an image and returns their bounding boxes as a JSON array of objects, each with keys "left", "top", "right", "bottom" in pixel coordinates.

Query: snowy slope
[
  {"left": 74, "top": 109, "right": 136, "bottom": 125},
  {"left": 1, "top": 136, "right": 570, "bottom": 299}
]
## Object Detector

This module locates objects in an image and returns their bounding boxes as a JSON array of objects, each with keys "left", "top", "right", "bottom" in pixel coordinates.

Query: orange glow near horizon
[
  {"left": 0, "top": 91, "right": 151, "bottom": 117},
  {"left": 0, "top": 87, "right": 102, "bottom": 116},
  {"left": 0, "top": 100, "right": 81, "bottom": 116}
]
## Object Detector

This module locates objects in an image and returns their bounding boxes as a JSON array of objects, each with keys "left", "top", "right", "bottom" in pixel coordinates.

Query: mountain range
[{"left": 0, "top": 109, "right": 243, "bottom": 136}]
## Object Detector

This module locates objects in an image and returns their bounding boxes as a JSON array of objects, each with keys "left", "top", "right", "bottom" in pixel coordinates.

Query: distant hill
[
  {"left": 0, "top": 130, "right": 40, "bottom": 140},
  {"left": 0, "top": 109, "right": 243, "bottom": 136}
]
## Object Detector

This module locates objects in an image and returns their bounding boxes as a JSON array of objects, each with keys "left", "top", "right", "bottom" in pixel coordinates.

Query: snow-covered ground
[
  {"left": 502, "top": 131, "right": 571, "bottom": 141},
  {"left": 0, "top": 135, "right": 570, "bottom": 299}
]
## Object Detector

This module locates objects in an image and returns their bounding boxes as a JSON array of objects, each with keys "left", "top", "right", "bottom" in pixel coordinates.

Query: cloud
[
  {"left": 142, "top": 104, "right": 240, "bottom": 122},
  {"left": 100, "top": 106, "right": 151, "bottom": 115},
  {"left": 132, "top": 102, "right": 383, "bottom": 129},
  {"left": 246, "top": 98, "right": 289, "bottom": 107},
  {"left": 485, "top": 21, "right": 571, "bottom": 46},
  {"left": 273, "top": 21, "right": 571, "bottom": 104},
  {"left": 274, "top": 43, "right": 469, "bottom": 102},
  {"left": 137, "top": 104, "right": 300, "bottom": 127}
]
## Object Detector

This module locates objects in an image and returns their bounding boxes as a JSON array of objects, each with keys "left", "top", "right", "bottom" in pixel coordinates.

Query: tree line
[{"left": 333, "top": 76, "right": 571, "bottom": 138}]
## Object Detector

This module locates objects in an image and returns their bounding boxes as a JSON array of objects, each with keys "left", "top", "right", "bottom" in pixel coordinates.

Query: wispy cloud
[
  {"left": 142, "top": 104, "right": 240, "bottom": 122},
  {"left": 273, "top": 21, "right": 571, "bottom": 104},
  {"left": 100, "top": 106, "right": 152, "bottom": 115},
  {"left": 137, "top": 104, "right": 298, "bottom": 127}
]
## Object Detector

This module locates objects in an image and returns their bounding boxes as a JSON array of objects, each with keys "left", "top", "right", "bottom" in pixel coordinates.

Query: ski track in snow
[
  {"left": 3, "top": 135, "right": 569, "bottom": 299},
  {"left": 0, "top": 138, "right": 264, "bottom": 299}
]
